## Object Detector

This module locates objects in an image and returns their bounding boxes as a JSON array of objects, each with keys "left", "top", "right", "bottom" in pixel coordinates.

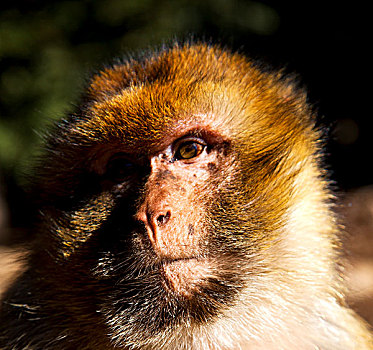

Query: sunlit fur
[{"left": 1, "top": 42, "right": 372, "bottom": 349}]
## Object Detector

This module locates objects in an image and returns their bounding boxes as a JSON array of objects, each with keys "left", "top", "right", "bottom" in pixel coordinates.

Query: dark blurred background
[{"left": 0, "top": 0, "right": 371, "bottom": 238}]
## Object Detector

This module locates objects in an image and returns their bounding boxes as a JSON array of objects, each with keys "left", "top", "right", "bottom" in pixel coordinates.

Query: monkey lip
[
  {"left": 162, "top": 256, "right": 199, "bottom": 264},
  {"left": 160, "top": 257, "right": 212, "bottom": 297}
]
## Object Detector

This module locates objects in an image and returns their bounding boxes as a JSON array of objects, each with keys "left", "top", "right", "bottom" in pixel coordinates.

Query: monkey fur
[{"left": 1, "top": 42, "right": 372, "bottom": 349}]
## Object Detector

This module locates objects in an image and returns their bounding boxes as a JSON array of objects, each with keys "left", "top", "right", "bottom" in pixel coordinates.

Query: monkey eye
[
  {"left": 105, "top": 154, "right": 137, "bottom": 182},
  {"left": 174, "top": 140, "right": 205, "bottom": 160}
]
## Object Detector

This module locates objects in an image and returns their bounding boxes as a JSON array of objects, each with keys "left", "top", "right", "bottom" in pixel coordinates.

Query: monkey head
[{"left": 17, "top": 43, "right": 344, "bottom": 349}]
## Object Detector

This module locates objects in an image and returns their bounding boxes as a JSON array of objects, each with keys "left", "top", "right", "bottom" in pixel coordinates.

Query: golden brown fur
[{"left": 0, "top": 42, "right": 372, "bottom": 349}]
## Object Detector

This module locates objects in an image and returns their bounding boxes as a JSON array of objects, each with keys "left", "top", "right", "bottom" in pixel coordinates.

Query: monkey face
[
  {"left": 37, "top": 108, "right": 249, "bottom": 346},
  {"left": 32, "top": 44, "right": 316, "bottom": 348},
  {"left": 85, "top": 125, "right": 247, "bottom": 346}
]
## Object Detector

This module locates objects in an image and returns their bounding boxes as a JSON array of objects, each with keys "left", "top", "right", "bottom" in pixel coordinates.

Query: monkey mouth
[
  {"left": 160, "top": 257, "right": 212, "bottom": 297},
  {"left": 162, "top": 256, "right": 198, "bottom": 264}
]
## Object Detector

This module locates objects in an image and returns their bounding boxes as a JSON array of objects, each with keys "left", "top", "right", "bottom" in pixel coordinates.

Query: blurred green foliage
[{"left": 0, "top": 0, "right": 279, "bottom": 183}]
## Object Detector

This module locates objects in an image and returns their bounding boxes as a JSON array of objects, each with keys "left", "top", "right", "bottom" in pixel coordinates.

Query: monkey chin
[{"left": 161, "top": 258, "right": 212, "bottom": 298}]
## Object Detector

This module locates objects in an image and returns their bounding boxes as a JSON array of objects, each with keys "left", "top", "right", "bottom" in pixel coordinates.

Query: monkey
[{"left": 0, "top": 42, "right": 372, "bottom": 350}]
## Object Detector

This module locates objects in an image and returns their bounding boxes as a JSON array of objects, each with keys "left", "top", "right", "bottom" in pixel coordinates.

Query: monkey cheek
[{"left": 162, "top": 258, "right": 212, "bottom": 298}]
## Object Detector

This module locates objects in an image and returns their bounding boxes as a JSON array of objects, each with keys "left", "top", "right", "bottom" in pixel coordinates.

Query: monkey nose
[
  {"left": 140, "top": 208, "right": 172, "bottom": 246},
  {"left": 154, "top": 210, "right": 171, "bottom": 227},
  {"left": 147, "top": 209, "right": 171, "bottom": 233}
]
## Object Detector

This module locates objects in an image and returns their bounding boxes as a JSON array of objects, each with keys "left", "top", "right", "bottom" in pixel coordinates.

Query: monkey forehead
[
  {"left": 74, "top": 43, "right": 316, "bottom": 153},
  {"left": 79, "top": 80, "right": 239, "bottom": 152},
  {"left": 80, "top": 83, "right": 312, "bottom": 156},
  {"left": 75, "top": 44, "right": 251, "bottom": 148}
]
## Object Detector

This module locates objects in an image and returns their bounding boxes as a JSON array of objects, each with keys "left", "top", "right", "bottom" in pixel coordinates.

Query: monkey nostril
[{"left": 156, "top": 210, "right": 171, "bottom": 226}]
